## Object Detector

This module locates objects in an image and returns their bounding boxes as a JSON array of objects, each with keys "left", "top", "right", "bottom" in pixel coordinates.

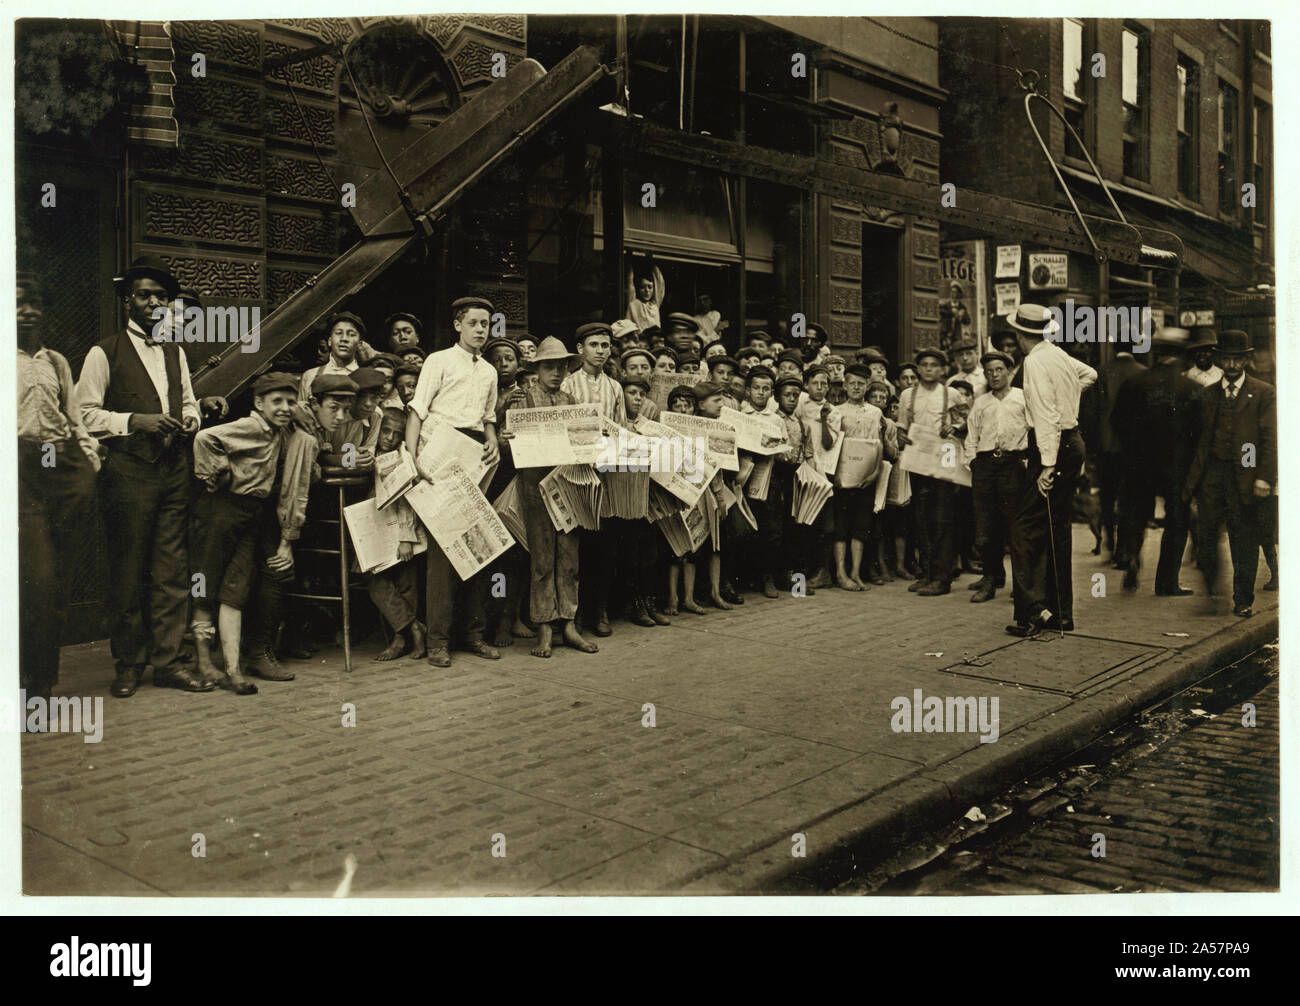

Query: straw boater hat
[
  {"left": 1149, "top": 326, "right": 1191, "bottom": 351},
  {"left": 1005, "top": 303, "right": 1059, "bottom": 337},
  {"left": 531, "top": 336, "right": 575, "bottom": 363}
]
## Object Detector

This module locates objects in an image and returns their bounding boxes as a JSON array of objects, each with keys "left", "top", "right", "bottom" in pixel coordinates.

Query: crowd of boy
[{"left": 15, "top": 256, "right": 1278, "bottom": 700}]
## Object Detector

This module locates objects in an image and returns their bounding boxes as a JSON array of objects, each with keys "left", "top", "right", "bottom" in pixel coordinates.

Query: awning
[{"left": 194, "top": 45, "right": 607, "bottom": 399}]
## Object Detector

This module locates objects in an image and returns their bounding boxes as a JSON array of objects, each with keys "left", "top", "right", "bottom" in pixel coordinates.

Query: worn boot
[
  {"left": 629, "top": 597, "right": 656, "bottom": 627},
  {"left": 645, "top": 597, "right": 671, "bottom": 626},
  {"left": 248, "top": 644, "right": 295, "bottom": 681}
]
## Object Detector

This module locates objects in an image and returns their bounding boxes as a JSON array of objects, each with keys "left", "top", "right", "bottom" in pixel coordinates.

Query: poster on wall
[
  {"left": 939, "top": 240, "right": 988, "bottom": 356},
  {"left": 1027, "top": 251, "right": 1069, "bottom": 290},
  {"left": 995, "top": 245, "right": 1021, "bottom": 279},
  {"left": 994, "top": 282, "right": 1021, "bottom": 317}
]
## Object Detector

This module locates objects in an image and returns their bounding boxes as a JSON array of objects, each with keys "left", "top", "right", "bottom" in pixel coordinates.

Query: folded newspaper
[
  {"left": 404, "top": 459, "right": 513, "bottom": 581},
  {"left": 792, "top": 461, "right": 834, "bottom": 525},
  {"left": 659, "top": 411, "right": 740, "bottom": 472},
  {"left": 415, "top": 415, "right": 498, "bottom": 494},
  {"left": 374, "top": 443, "right": 419, "bottom": 510},
  {"left": 539, "top": 464, "right": 603, "bottom": 533},
  {"left": 343, "top": 497, "right": 428, "bottom": 574},
  {"left": 492, "top": 477, "right": 529, "bottom": 553},
  {"left": 898, "top": 423, "right": 971, "bottom": 488},
  {"left": 504, "top": 403, "right": 605, "bottom": 468},
  {"left": 720, "top": 406, "right": 788, "bottom": 456}
]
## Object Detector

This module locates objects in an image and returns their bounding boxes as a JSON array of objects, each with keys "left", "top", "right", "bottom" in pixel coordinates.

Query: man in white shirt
[
  {"left": 1005, "top": 304, "right": 1097, "bottom": 636},
  {"left": 964, "top": 351, "right": 1029, "bottom": 604},
  {"left": 1183, "top": 328, "right": 1224, "bottom": 388},
  {"left": 75, "top": 256, "right": 212, "bottom": 697},
  {"left": 404, "top": 295, "right": 502, "bottom": 667}
]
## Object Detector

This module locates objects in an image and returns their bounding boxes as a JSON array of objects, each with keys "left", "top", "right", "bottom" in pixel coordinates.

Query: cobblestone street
[{"left": 22, "top": 529, "right": 1278, "bottom": 896}]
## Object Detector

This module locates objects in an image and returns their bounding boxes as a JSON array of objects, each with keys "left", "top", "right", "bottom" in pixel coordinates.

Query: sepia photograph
[{"left": 7, "top": 5, "right": 1286, "bottom": 919}]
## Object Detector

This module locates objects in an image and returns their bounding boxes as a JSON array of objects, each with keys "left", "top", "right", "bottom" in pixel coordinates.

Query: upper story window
[
  {"left": 1218, "top": 79, "right": 1239, "bottom": 215},
  {"left": 1176, "top": 54, "right": 1200, "bottom": 200},
  {"left": 1121, "top": 26, "right": 1150, "bottom": 180},
  {"left": 1062, "top": 18, "right": 1088, "bottom": 160}
]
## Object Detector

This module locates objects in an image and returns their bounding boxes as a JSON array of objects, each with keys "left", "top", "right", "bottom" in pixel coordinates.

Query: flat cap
[
  {"left": 367, "top": 352, "right": 402, "bottom": 370},
  {"left": 384, "top": 311, "right": 423, "bottom": 333},
  {"left": 825, "top": 354, "right": 846, "bottom": 367},
  {"left": 610, "top": 319, "right": 639, "bottom": 341},
  {"left": 653, "top": 346, "right": 679, "bottom": 364},
  {"left": 845, "top": 363, "right": 873, "bottom": 380},
  {"left": 621, "top": 377, "right": 650, "bottom": 393},
  {"left": 395, "top": 363, "right": 421, "bottom": 379},
  {"left": 707, "top": 355, "right": 739, "bottom": 372},
  {"left": 804, "top": 364, "right": 829, "bottom": 381},
  {"left": 451, "top": 296, "right": 494, "bottom": 315},
  {"left": 574, "top": 321, "right": 612, "bottom": 344},
  {"left": 619, "top": 347, "right": 655, "bottom": 369},
  {"left": 777, "top": 348, "right": 805, "bottom": 366},
  {"left": 252, "top": 371, "right": 298, "bottom": 396},
  {"left": 311, "top": 373, "right": 359, "bottom": 398},
  {"left": 350, "top": 367, "right": 387, "bottom": 392},
  {"left": 774, "top": 376, "right": 804, "bottom": 394},
  {"left": 665, "top": 312, "right": 700, "bottom": 332},
  {"left": 745, "top": 365, "right": 777, "bottom": 385},
  {"left": 484, "top": 337, "right": 522, "bottom": 360},
  {"left": 326, "top": 311, "right": 367, "bottom": 337},
  {"left": 667, "top": 384, "right": 699, "bottom": 405},
  {"left": 692, "top": 380, "right": 724, "bottom": 402},
  {"left": 980, "top": 350, "right": 1014, "bottom": 369},
  {"left": 856, "top": 347, "right": 890, "bottom": 366},
  {"left": 951, "top": 338, "right": 978, "bottom": 353},
  {"left": 913, "top": 346, "right": 948, "bottom": 367}
]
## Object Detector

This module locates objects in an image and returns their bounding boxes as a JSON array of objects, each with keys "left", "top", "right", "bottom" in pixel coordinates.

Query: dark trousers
[
  {"left": 1120, "top": 470, "right": 1190, "bottom": 593},
  {"left": 482, "top": 546, "right": 527, "bottom": 635},
  {"left": 99, "top": 448, "right": 192, "bottom": 676},
  {"left": 1098, "top": 451, "right": 1124, "bottom": 548},
  {"left": 971, "top": 453, "right": 1025, "bottom": 589},
  {"left": 368, "top": 561, "right": 419, "bottom": 633},
  {"left": 615, "top": 518, "right": 658, "bottom": 599},
  {"left": 911, "top": 474, "right": 958, "bottom": 585},
  {"left": 955, "top": 486, "right": 977, "bottom": 566},
  {"left": 578, "top": 526, "right": 617, "bottom": 618},
  {"left": 18, "top": 439, "right": 98, "bottom": 697},
  {"left": 1196, "top": 459, "right": 1260, "bottom": 608},
  {"left": 1011, "top": 429, "right": 1084, "bottom": 624}
]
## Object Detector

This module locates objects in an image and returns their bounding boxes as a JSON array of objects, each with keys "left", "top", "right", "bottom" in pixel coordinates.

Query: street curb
[{"left": 676, "top": 611, "right": 1278, "bottom": 893}]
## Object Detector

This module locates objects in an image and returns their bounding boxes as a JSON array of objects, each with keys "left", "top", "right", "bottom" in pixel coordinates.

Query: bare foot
[
  {"left": 531, "top": 624, "right": 553, "bottom": 659},
  {"left": 562, "top": 621, "right": 599, "bottom": 653},
  {"left": 836, "top": 574, "right": 864, "bottom": 592},
  {"left": 491, "top": 626, "right": 515, "bottom": 649},
  {"left": 373, "top": 636, "right": 410, "bottom": 661},
  {"left": 681, "top": 599, "right": 707, "bottom": 615},
  {"left": 409, "top": 621, "right": 427, "bottom": 659},
  {"left": 512, "top": 619, "right": 536, "bottom": 640},
  {"left": 851, "top": 576, "right": 873, "bottom": 591},
  {"left": 709, "top": 594, "right": 734, "bottom": 610},
  {"left": 664, "top": 599, "right": 679, "bottom": 616}
]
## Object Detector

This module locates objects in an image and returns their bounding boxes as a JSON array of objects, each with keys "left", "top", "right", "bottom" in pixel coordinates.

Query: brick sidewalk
[{"left": 21, "top": 528, "right": 1278, "bottom": 896}]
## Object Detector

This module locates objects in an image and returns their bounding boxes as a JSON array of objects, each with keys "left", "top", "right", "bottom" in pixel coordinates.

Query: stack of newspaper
[
  {"left": 791, "top": 461, "right": 834, "bottom": 525},
  {"left": 745, "top": 456, "right": 774, "bottom": 501},
  {"left": 539, "top": 465, "right": 604, "bottom": 532},
  {"left": 647, "top": 481, "right": 686, "bottom": 522},
  {"left": 655, "top": 492, "right": 711, "bottom": 557},
  {"left": 492, "top": 477, "right": 528, "bottom": 552},
  {"left": 599, "top": 469, "right": 650, "bottom": 519}
]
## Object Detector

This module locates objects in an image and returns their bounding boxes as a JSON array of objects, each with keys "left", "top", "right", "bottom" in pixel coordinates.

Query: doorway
[{"left": 860, "top": 222, "right": 902, "bottom": 363}]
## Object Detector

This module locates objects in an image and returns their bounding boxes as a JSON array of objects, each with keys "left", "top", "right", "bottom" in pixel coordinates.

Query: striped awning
[{"left": 109, "top": 20, "right": 178, "bottom": 148}]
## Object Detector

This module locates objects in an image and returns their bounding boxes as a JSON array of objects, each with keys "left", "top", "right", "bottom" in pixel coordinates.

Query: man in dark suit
[
  {"left": 1093, "top": 349, "right": 1147, "bottom": 564},
  {"left": 1184, "top": 330, "right": 1277, "bottom": 618},
  {"left": 1110, "top": 328, "right": 1201, "bottom": 596},
  {"left": 75, "top": 257, "right": 214, "bottom": 697}
]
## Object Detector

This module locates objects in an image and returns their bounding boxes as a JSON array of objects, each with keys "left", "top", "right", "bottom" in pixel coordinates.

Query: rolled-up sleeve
[
  {"left": 1024, "top": 355, "right": 1064, "bottom": 467},
  {"left": 408, "top": 356, "right": 441, "bottom": 422},
  {"left": 482, "top": 374, "right": 498, "bottom": 428},
  {"left": 75, "top": 345, "right": 132, "bottom": 438}
]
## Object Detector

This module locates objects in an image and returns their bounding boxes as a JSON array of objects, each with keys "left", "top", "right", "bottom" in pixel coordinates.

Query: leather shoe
[
  {"left": 1005, "top": 620, "right": 1042, "bottom": 638},
  {"left": 110, "top": 666, "right": 142, "bottom": 699},
  {"left": 427, "top": 646, "right": 452, "bottom": 668},
  {"left": 628, "top": 598, "right": 656, "bottom": 628},
  {"left": 968, "top": 577, "right": 989, "bottom": 591},
  {"left": 1263, "top": 576, "right": 1278, "bottom": 592},
  {"left": 1233, "top": 605, "right": 1253, "bottom": 619},
  {"left": 908, "top": 579, "right": 928, "bottom": 593},
  {"left": 720, "top": 584, "right": 743, "bottom": 606},
  {"left": 154, "top": 666, "right": 216, "bottom": 692},
  {"left": 971, "top": 584, "right": 996, "bottom": 603},
  {"left": 916, "top": 581, "right": 950, "bottom": 596},
  {"left": 1044, "top": 617, "right": 1075, "bottom": 632},
  {"left": 1122, "top": 564, "right": 1138, "bottom": 591},
  {"left": 248, "top": 646, "right": 295, "bottom": 681},
  {"left": 466, "top": 640, "right": 501, "bottom": 660},
  {"left": 1155, "top": 586, "right": 1194, "bottom": 597},
  {"left": 593, "top": 610, "right": 613, "bottom": 637}
]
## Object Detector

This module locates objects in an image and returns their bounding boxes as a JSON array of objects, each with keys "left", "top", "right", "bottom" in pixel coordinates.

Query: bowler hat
[
  {"left": 1186, "top": 327, "right": 1219, "bottom": 351},
  {"left": 1213, "top": 330, "right": 1253, "bottom": 356},
  {"left": 113, "top": 255, "right": 179, "bottom": 300},
  {"left": 531, "top": 336, "right": 576, "bottom": 363}
]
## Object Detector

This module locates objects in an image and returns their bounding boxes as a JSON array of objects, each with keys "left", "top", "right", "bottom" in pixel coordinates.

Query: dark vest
[
  {"left": 1210, "top": 385, "right": 1241, "bottom": 462},
  {"left": 98, "top": 330, "right": 184, "bottom": 462}
]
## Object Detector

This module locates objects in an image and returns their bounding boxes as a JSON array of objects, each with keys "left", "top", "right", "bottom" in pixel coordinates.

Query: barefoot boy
[{"left": 367, "top": 407, "right": 428, "bottom": 661}]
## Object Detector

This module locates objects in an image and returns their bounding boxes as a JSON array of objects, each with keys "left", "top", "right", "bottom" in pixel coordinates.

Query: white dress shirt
[
  {"left": 963, "top": 388, "right": 1029, "bottom": 465},
  {"left": 1185, "top": 363, "right": 1224, "bottom": 388},
  {"left": 740, "top": 398, "right": 778, "bottom": 416},
  {"left": 75, "top": 320, "right": 200, "bottom": 438},
  {"left": 1021, "top": 340, "right": 1097, "bottom": 466},
  {"left": 409, "top": 342, "right": 498, "bottom": 435},
  {"left": 561, "top": 366, "right": 627, "bottom": 424},
  {"left": 898, "top": 382, "right": 949, "bottom": 434},
  {"left": 1221, "top": 372, "right": 1246, "bottom": 400}
]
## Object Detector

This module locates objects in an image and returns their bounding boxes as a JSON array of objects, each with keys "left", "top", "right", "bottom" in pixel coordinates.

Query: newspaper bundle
[
  {"left": 539, "top": 465, "right": 603, "bottom": 532},
  {"left": 720, "top": 406, "right": 788, "bottom": 456},
  {"left": 403, "top": 459, "right": 513, "bottom": 581},
  {"left": 659, "top": 411, "right": 740, "bottom": 472},
  {"left": 745, "top": 455, "right": 774, "bottom": 501},
  {"left": 492, "top": 477, "right": 528, "bottom": 553},
  {"left": 873, "top": 460, "right": 893, "bottom": 513},
  {"left": 647, "top": 481, "right": 687, "bottom": 522},
  {"left": 374, "top": 444, "right": 419, "bottom": 510},
  {"left": 656, "top": 491, "right": 711, "bottom": 557},
  {"left": 835, "top": 436, "right": 884, "bottom": 489},
  {"left": 898, "top": 423, "right": 972, "bottom": 487},
  {"left": 599, "top": 469, "right": 650, "bottom": 519},
  {"left": 504, "top": 403, "right": 605, "bottom": 468},
  {"left": 791, "top": 461, "right": 834, "bottom": 525},
  {"left": 342, "top": 497, "right": 429, "bottom": 574},
  {"left": 813, "top": 431, "right": 845, "bottom": 479}
]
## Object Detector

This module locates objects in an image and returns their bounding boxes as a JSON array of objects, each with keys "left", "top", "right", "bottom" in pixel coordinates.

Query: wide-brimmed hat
[
  {"left": 1213, "top": 330, "right": 1253, "bottom": 356},
  {"left": 1186, "top": 327, "right": 1218, "bottom": 351},
  {"left": 1005, "top": 303, "right": 1058, "bottom": 337},
  {"left": 1149, "top": 326, "right": 1191, "bottom": 351},
  {"left": 113, "top": 255, "right": 179, "bottom": 300},
  {"left": 532, "top": 336, "right": 576, "bottom": 363}
]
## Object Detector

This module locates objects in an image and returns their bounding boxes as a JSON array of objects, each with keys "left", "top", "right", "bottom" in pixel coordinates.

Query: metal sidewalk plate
[{"left": 939, "top": 634, "right": 1165, "bottom": 696}]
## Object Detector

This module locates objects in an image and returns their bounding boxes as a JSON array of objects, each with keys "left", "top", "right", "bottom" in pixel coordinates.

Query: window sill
[{"left": 1120, "top": 175, "right": 1153, "bottom": 192}]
